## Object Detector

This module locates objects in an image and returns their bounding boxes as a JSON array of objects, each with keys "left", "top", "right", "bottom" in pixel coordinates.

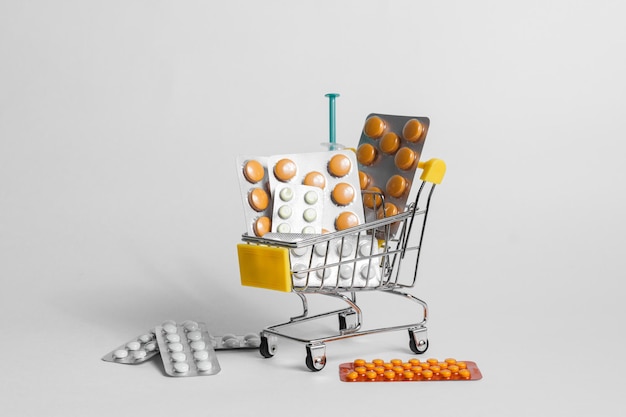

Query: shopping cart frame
[{"left": 237, "top": 158, "right": 445, "bottom": 371}]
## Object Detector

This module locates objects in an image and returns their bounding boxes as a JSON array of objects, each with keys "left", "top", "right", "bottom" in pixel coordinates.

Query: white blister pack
[
  {"left": 101, "top": 331, "right": 159, "bottom": 364},
  {"left": 271, "top": 183, "right": 323, "bottom": 234},
  {"left": 155, "top": 320, "right": 221, "bottom": 377}
]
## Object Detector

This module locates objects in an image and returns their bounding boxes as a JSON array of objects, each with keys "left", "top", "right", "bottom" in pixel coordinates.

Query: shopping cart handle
[{"left": 417, "top": 158, "right": 446, "bottom": 184}]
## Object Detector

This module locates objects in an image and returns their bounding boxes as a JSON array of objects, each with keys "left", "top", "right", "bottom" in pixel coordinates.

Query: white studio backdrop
[{"left": 1, "top": 1, "right": 625, "bottom": 416}]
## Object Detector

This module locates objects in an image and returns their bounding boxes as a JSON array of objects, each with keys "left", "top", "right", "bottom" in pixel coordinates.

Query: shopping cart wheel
[
  {"left": 408, "top": 328, "right": 429, "bottom": 354},
  {"left": 305, "top": 344, "right": 326, "bottom": 372},
  {"left": 259, "top": 335, "right": 277, "bottom": 358}
]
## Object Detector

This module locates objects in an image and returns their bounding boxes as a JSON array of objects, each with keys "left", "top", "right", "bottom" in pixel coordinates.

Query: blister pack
[
  {"left": 101, "top": 331, "right": 159, "bottom": 364},
  {"left": 236, "top": 156, "right": 272, "bottom": 237},
  {"left": 154, "top": 320, "right": 221, "bottom": 377},
  {"left": 212, "top": 333, "right": 261, "bottom": 350},
  {"left": 339, "top": 357, "right": 482, "bottom": 382},
  {"left": 267, "top": 150, "right": 365, "bottom": 233},
  {"left": 356, "top": 114, "right": 429, "bottom": 228},
  {"left": 271, "top": 183, "right": 323, "bottom": 234},
  {"left": 289, "top": 233, "right": 383, "bottom": 290}
]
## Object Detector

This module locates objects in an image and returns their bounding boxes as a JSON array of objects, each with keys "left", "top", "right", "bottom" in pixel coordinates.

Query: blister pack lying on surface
[
  {"left": 212, "top": 333, "right": 261, "bottom": 350},
  {"left": 154, "top": 320, "right": 221, "bottom": 377},
  {"left": 339, "top": 357, "right": 482, "bottom": 382},
  {"left": 101, "top": 331, "right": 159, "bottom": 364}
]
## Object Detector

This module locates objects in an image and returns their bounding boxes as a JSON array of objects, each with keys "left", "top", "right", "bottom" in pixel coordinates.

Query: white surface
[{"left": 1, "top": 1, "right": 625, "bottom": 416}]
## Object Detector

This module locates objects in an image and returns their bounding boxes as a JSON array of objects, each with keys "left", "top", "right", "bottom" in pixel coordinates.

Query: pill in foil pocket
[{"left": 271, "top": 183, "right": 323, "bottom": 234}]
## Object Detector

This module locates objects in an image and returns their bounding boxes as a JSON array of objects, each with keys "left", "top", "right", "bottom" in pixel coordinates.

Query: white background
[{"left": 1, "top": 0, "right": 625, "bottom": 415}]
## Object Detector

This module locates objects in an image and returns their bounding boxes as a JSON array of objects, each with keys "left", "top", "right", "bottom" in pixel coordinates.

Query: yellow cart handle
[{"left": 417, "top": 158, "right": 446, "bottom": 184}]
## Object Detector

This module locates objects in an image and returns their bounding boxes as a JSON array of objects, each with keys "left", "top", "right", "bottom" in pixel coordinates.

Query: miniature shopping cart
[{"left": 237, "top": 158, "right": 445, "bottom": 371}]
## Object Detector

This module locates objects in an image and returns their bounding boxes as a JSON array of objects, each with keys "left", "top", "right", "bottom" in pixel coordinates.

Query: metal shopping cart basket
[{"left": 237, "top": 158, "right": 445, "bottom": 371}]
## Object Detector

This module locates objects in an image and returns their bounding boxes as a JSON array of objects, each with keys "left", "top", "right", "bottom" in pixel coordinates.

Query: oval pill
[
  {"left": 190, "top": 340, "right": 206, "bottom": 351},
  {"left": 113, "top": 349, "right": 128, "bottom": 359},
  {"left": 363, "top": 116, "right": 386, "bottom": 138},
  {"left": 248, "top": 188, "right": 269, "bottom": 211},
  {"left": 394, "top": 147, "right": 417, "bottom": 171},
  {"left": 145, "top": 342, "right": 157, "bottom": 352},
  {"left": 162, "top": 323, "right": 177, "bottom": 334},
  {"left": 380, "top": 132, "right": 400, "bottom": 155},
  {"left": 328, "top": 154, "right": 352, "bottom": 177},
  {"left": 138, "top": 334, "right": 153, "bottom": 343},
  {"left": 335, "top": 211, "right": 359, "bottom": 230},
  {"left": 125, "top": 341, "right": 140, "bottom": 351},
  {"left": 173, "top": 362, "right": 189, "bottom": 373},
  {"left": 187, "top": 331, "right": 202, "bottom": 342},
  {"left": 331, "top": 183, "right": 355, "bottom": 206},
  {"left": 402, "top": 118, "right": 424, "bottom": 142},
  {"left": 357, "top": 143, "right": 377, "bottom": 166},
  {"left": 132, "top": 350, "right": 147, "bottom": 360},
  {"left": 168, "top": 342, "right": 183, "bottom": 352},
  {"left": 274, "top": 158, "right": 297, "bottom": 182},
  {"left": 183, "top": 321, "right": 199, "bottom": 331},
  {"left": 303, "top": 171, "right": 326, "bottom": 189},
  {"left": 171, "top": 352, "right": 186, "bottom": 362},
  {"left": 166, "top": 334, "right": 181, "bottom": 343},
  {"left": 196, "top": 360, "right": 213, "bottom": 372},
  {"left": 243, "top": 160, "right": 265, "bottom": 183},
  {"left": 193, "top": 350, "right": 209, "bottom": 361},
  {"left": 223, "top": 338, "right": 240, "bottom": 348}
]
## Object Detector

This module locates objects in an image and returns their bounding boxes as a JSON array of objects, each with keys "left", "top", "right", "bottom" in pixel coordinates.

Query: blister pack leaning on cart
[{"left": 236, "top": 99, "right": 446, "bottom": 371}]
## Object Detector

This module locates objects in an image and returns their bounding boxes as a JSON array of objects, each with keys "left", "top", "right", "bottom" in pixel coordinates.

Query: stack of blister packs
[{"left": 102, "top": 320, "right": 261, "bottom": 377}]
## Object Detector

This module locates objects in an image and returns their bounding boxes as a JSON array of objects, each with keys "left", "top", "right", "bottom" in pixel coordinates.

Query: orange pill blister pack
[
  {"left": 267, "top": 150, "right": 365, "bottom": 233},
  {"left": 356, "top": 114, "right": 429, "bottom": 230},
  {"left": 339, "top": 358, "right": 482, "bottom": 382},
  {"left": 236, "top": 156, "right": 273, "bottom": 237}
]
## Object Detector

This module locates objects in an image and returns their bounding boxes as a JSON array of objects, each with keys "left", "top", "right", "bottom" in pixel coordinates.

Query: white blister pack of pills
[
  {"left": 271, "top": 183, "right": 323, "bottom": 234},
  {"left": 267, "top": 150, "right": 365, "bottom": 233},
  {"left": 289, "top": 232, "right": 383, "bottom": 290},
  {"left": 155, "top": 320, "right": 221, "bottom": 377},
  {"left": 212, "top": 333, "right": 261, "bottom": 350},
  {"left": 101, "top": 331, "right": 159, "bottom": 364}
]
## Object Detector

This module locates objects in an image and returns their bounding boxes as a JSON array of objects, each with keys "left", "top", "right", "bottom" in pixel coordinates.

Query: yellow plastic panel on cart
[
  {"left": 237, "top": 244, "right": 292, "bottom": 292},
  {"left": 417, "top": 158, "right": 446, "bottom": 185}
]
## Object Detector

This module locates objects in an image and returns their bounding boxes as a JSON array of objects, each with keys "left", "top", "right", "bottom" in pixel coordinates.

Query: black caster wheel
[
  {"left": 409, "top": 337, "right": 429, "bottom": 354},
  {"left": 259, "top": 335, "right": 276, "bottom": 358},
  {"left": 305, "top": 344, "right": 326, "bottom": 371}
]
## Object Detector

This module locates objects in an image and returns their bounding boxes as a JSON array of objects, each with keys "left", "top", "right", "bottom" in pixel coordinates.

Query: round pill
[
  {"left": 448, "top": 365, "right": 460, "bottom": 374},
  {"left": 253, "top": 216, "right": 271, "bottom": 237},
  {"left": 171, "top": 352, "right": 186, "bottom": 362},
  {"left": 363, "top": 116, "right": 386, "bottom": 138},
  {"left": 132, "top": 350, "right": 147, "bottom": 360},
  {"left": 374, "top": 366, "right": 385, "bottom": 375},
  {"left": 166, "top": 333, "right": 181, "bottom": 343},
  {"left": 328, "top": 154, "right": 352, "bottom": 177},
  {"left": 279, "top": 187, "right": 294, "bottom": 201},
  {"left": 243, "top": 160, "right": 265, "bottom": 183},
  {"left": 383, "top": 370, "right": 396, "bottom": 380},
  {"left": 445, "top": 358, "right": 457, "bottom": 365},
  {"left": 409, "top": 358, "right": 421, "bottom": 365},
  {"left": 394, "top": 147, "right": 417, "bottom": 171},
  {"left": 274, "top": 158, "right": 297, "bottom": 182},
  {"left": 386, "top": 175, "right": 409, "bottom": 198},
  {"left": 411, "top": 366, "right": 423, "bottom": 373},
  {"left": 302, "top": 226, "right": 315, "bottom": 234},
  {"left": 145, "top": 342, "right": 157, "bottom": 352},
  {"left": 196, "top": 360, "right": 213, "bottom": 372},
  {"left": 364, "top": 362, "right": 376, "bottom": 370},
  {"left": 221, "top": 333, "right": 236, "bottom": 341},
  {"left": 331, "top": 183, "right": 355, "bottom": 206},
  {"left": 372, "top": 359, "right": 384, "bottom": 366},
  {"left": 248, "top": 187, "right": 269, "bottom": 212},
  {"left": 303, "top": 208, "right": 317, "bottom": 223},
  {"left": 422, "top": 369, "right": 433, "bottom": 379},
  {"left": 377, "top": 203, "right": 399, "bottom": 220},
  {"left": 193, "top": 350, "right": 209, "bottom": 361},
  {"left": 346, "top": 371, "right": 359, "bottom": 381},
  {"left": 336, "top": 241, "right": 353, "bottom": 257},
  {"left": 358, "top": 171, "right": 371, "bottom": 190},
  {"left": 430, "top": 365, "right": 441, "bottom": 374},
  {"left": 438, "top": 362, "right": 448, "bottom": 369},
  {"left": 187, "top": 331, "right": 202, "bottom": 342},
  {"left": 427, "top": 358, "right": 439, "bottom": 365},
  {"left": 291, "top": 247, "right": 309, "bottom": 257},
  {"left": 380, "top": 132, "right": 400, "bottom": 155},
  {"left": 190, "top": 340, "right": 206, "bottom": 351},
  {"left": 162, "top": 323, "right": 177, "bottom": 334},
  {"left": 440, "top": 369, "right": 452, "bottom": 379},
  {"left": 316, "top": 265, "right": 331, "bottom": 279},
  {"left": 314, "top": 244, "right": 327, "bottom": 258},
  {"left": 357, "top": 143, "right": 377, "bottom": 166},
  {"left": 402, "top": 118, "right": 424, "bottom": 142},
  {"left": 138, "top": 334, "right": 153, "bottom": 343},
  {"left": 277, "top": 223, "right": 291, "bottom": 233},
  {"left": 278, "top": 205, "right": 292, "bottom": 219},
  {"left": 183, "top": 321, "right": 199, "bottom": 331},
  {"left": 113, "top": 349, "right": 128, "bottom": 359},
  {"left": 292, "top": 263, "right": 308, "bottom": 279},
  {"left": 304, "top": 190, "right": 319, "bottom": 205},
  {"left": 383, "top": 362, "right": 394, "bottom": 370},
  {"left": 125, "top": 341, "right": 140, "bottom": 351},
  {"left": 391, "top": 359, "right": 402, "bottom": 366},
  {"left": 354, "top": 366, "right": 367, "bottom": 375},
  {"left": 354, "top": 359, "right": 366, "bottom": 367},
  {"left": 162, "top": 320, "right": 176, "bottom": 326},
  {"left": 303, "top": 171, "right": 326, "bottom": 189},
  {"left": 404, "top": 370, "right": 415, "bottom": 379},
  {"left": 459, "top": 369, "right": 471, "bottom": 379},
  {"left": 339, "top": 265, "right": 353, "bottom": 280},
  {"left": 223, "top": 338, "right": 240, "bottom": 348},
  {"left": 335, "top": 211, "right": 359, "bottom": 231},
  {"left": 363, "top": 187, "right": 383, "bottom": 209},
  {"left": 168, "top": 342, "right": 183, "bottom": 353},
  {"left": 173, "top": 362, "right": 189, "bottom": 374},
  {"left": 365, "top": 370, "right": 378, "bottom": 380},
  {"left": 359, "top": 242, "right": 373, "bottom": 257},
  {"left": 245, "top": 337, "right": 261, "bottom": 347},
  {"left": 457, "top": 361, "right": 467, "bottom": 369},
  {"left": 360, "top": 264, "right": 378, "bottom": 279}
]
